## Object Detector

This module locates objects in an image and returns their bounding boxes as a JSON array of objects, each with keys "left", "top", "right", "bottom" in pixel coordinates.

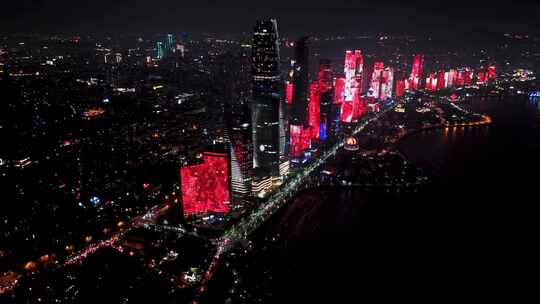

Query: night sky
[{"left": 2, "top": 0, "right": 540, "bottom": 35}]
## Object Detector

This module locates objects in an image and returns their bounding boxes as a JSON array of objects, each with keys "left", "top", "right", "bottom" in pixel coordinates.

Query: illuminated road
[
  {"left": 199, "top": 102, "right": 397, "bottom": 288},
  {"left": 63, "top": 204, "right": 172, "bottom": 266}
]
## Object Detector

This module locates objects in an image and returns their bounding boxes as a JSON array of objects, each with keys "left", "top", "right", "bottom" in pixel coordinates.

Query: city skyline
[{"left": 1, "top": 4, "right": 539, "bottom": 303}]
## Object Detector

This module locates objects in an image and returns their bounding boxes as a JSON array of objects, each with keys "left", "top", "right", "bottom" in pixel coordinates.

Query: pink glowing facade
[
  {"left": 343, "top": 50, "right": 363, "bottom": 102},
  {"left": 181, "top": 152, "right": 230, "bottom": 216},
  {"left": 437, "top": 71, "right": 446, "bottom": 90},
  {"left": 285, "top": 81, "right": 294, "bottom": 104},
  {"left": 308, "top": 82, "right": 321, "bottom": 140},
  {"left": 395, "top": 79, "right": 405, "bottom": 97},
  {"left": 317, "top": 61, "right": 333, "bottom": 93},
  {"left": 334, "top": 77, "right": 345, "bottom": 104},
  {"left": 487, "top": 65, "right": 496, "bottom": 81},
  {"left": 289, "top": 125, "right": 311, "bottom": 159},
  {"left": 408, "top": 54, "right": 424, "bottom": 91},
  {"left": 477, "top": 71, "right": 487, "bottom": 85},
  {"left": 370, "top": 61, "right": 384, "bottom": 99},
  {"left": 340, "top": 101, "right": 354, "bottom": 123},
  {"left": 344, "top": 51, "right": 356, "bottom": 101},
  {"left": 380, "top": 67, "right": 394, "bottom": 100},
  {"left": 425, "top": 72, "right": 437, "bottom": 91}
]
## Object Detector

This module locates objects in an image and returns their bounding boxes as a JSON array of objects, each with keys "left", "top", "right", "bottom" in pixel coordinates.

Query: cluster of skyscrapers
[{"left": 178, "top": 19, "right": 498, "bottom": 219}]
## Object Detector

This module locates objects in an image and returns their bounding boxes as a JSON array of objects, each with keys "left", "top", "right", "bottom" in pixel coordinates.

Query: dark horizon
[{"left": 3, "top": 0, "right": 540, "bottom": 36}]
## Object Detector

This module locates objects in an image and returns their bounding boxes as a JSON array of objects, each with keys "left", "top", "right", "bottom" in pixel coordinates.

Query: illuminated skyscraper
[
  {"left": 380, "top": 67, "right": 394, "bottom": 100},
  {"left": 251, "top": 19, "right": 281, "bottom": 179},
  {"left": 370, "top": 61, "right": 385, "bottom": 99},
  {"left": 167, "top": 34, "right": 174, "bottom": 51},
  {"left": 395, "top": 79, "right": 405, "bottom": 97},
  {"left": 408, "top": 54, "right": 424, "bottom": 90},
  {"left": 317, "top": 59, "right": 333, "bottom": 93},
  {"left": 290, "top": 37, "right": 312, "bottom": 162},
  {"left": 487, "top": 65, "right": 497, "bottom": 81},
  {"left": 225, "top": 103, "right": 253, "bottom": 205},
  {"left": 291, "top": 36, "right": 310, "bottom": 126},
  {"left": 334, "top": 77, "right": 346, "bottom": 104},
  {"left": 308, "top": 82, "right": 321, "bottom": 140},
  {"left": 156, "top": 41, "right": 164, "bottom": 59}
]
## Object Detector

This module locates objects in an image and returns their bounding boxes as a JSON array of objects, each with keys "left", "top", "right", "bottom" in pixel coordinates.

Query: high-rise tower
[{"left": 251, "top": 19, "right": 281, "bottom": 180}]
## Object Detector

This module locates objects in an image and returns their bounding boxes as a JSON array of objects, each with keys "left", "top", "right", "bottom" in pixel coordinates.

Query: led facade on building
[
  {"left": 181, "top": 152, "right": 231, "bottom": 216},
  {"left": 408, "top": 54, "right": 424, "bottom": 90},
  {"left": 308, "top": 82, "right": 321, "bottom": 140}
]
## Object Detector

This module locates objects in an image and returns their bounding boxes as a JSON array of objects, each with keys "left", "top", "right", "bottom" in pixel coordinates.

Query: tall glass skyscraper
[
  {"left": 156, "top": 41, "right": 164, "bottom": 59},
  {"left": 251, "top": 19, "right": 281, "bottom": 179}
]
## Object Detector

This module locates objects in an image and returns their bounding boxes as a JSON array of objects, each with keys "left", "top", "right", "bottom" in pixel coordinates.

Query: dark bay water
[{"left": 206, "top": 94, "right": 539, "bottom": 303}]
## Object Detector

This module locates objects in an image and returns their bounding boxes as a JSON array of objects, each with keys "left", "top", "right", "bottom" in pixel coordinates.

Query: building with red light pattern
[
  {"left": 395, "top": 79, "right": 405, "bottom": 97},
  {"left": 437, "top": 71, "right": 446, "bottom": 90},
  {"left": 408, "top": 54, "right": 424, "bottom": 90},
  {"left": 344, "top": 50, "right": 363, "bottom": 102},
  {"left": 380, "top": 67, "right": 394, "bottom": 100},
  {"left": 334, "top": 77, "right": 345, "bottom": 104},
  {"left": 370, "top": 61, "right": 384, "bottom": 99},
  {"left": 487, "top": 65, "right": 496, "bottom": 81},
  {"left": 317, "top": 59, "right": 333, "bottom": 94},
  {"left": 426, "top": 72, "right": 437, "bottom": 91},
  {"left": 285, "top": 81, "right": 294, "bottom": 104},
  {"left": 308, "top": 82, "right": 321, "bottom": 140},
  {"left": 181, "top": 151, "right": 231, "bottom": 216},
  {"left": 289, "top": 124, "right": 311, "bottom": 160},
  {"left": 477, "top": 70, "right": 487, "bottom": 84}
]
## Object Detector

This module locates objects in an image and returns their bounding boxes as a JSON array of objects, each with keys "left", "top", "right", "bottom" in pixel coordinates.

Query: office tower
[
  {"left": 156, "top": 41, "right": 164, "bottom": 59},
  {"left": 380, "top": 67, "right": 394, "bottom": 100},
  {"left": 167, "top": 34, "right": 174, "bottom": 51},
  {"left": 395, "top": 79, "right": 405, "bottom": 97},
  {"left": 437, "top": 70, "right": 446, "bottom": 90},
  {"left": 426, "top": 72, "right": 437, "bottom": 91},
  {"left": 180, "top": 149, "right": 231, "bottom": 216},
  {"left": 408, "top": 54, "right": 424, "bottom": 90},
  {"left": 334, "top": 77, "right": 346, "bottom": 104},
  {"left": 251, "top": 19, "right": 281, "bottom": 179},
  {"left": 291, "top": 36, "right": 310, "bottom": 126},
  {"left": 344, "top": 50, "right": 363, "bottom": 102},
  {"left": 225, "top": 102, "right": 253, "bottom": 205},
  {"left": 317, "top": 59, "right": 333, "bottom": 93},
  {"left": 289, "top": 37, "right": 312, "bottom": 162},
  {"left": 487, "top": 65, "right": 496, "bottom": 81},
  {"left": 370, "top": 61, "right": 384, "bottom": 99},
  {"left": 445, "top": 69, "right": 457, "bottom": 88},
  {"left": 308, "top": 82, "right": 320, "bottom": 140},
  {"left": 285, "top": 81, "right": 294, "bottom": 104}
]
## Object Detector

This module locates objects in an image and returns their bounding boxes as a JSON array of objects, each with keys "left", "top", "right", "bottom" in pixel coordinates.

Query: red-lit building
[
  {"left": 380, "top": 67, "right": 394, "bottom": 100},
  {"left": 285, "top": 81, "right": 294, "bottom": 104},
  {"left": 308, "top": 82, "right": 321, "bottom": 140},
  {"left": 340, "top": 101, "right": 354, "bottom": 123},
  {"left": 344, "top": 50, "right": 363, "bottom": 101},
  {"left": 408, "top": 54, "right": 424, "bottom": 91},
  {"left": 317, "top": 59, "right": 333, "bottom": 93},
  {"left": 289, "top": 124, "right": 311, "bottom": 160},
  {"left": 426, "top": 72, "right": 437, "bottom": 91},
  {"left": 395, "top": 79, "right": 405, "bottom": 97},
  {"left": 487, "top": 65, "right": 496, "bottom": 81},
  {"left": 437, "top": 71, "right": 446, "bottom": 90},
  {"left": 477, "top": 70, "right": 487, "bottom": 85},
  {"left": 181, "top": 151, "right": 231, "bottom": 216},
  {"left": 334, "top": 77, "right": 345, "bottom": 104},
  {"left": 370, "top": 61, "right": 384, "bottom": 99}
]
